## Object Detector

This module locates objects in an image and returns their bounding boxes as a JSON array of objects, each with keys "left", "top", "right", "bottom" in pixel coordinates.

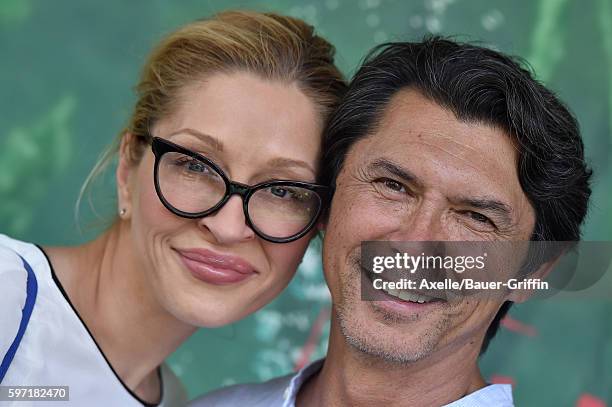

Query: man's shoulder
[{"left": 190, "top": 373, "right": 294, "bottom": 407}]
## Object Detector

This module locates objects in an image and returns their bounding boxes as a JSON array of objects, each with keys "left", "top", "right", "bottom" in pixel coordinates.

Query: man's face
[{"left": 322, "top": 88, "right": 536, "bottom": 363}]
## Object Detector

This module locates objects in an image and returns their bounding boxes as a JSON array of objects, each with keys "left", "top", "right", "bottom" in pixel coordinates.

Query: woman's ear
[{"left": 116, "top": 133, "right": 136, "bottom": 218}]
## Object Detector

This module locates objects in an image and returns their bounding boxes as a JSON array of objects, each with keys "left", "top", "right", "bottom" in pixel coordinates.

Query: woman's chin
[{"left": 162, "top": 293, "right": 258, "bottom": 328}]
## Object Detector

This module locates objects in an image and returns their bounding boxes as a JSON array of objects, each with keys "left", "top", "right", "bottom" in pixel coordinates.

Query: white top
[
  {"left": 192, "top": 359, "right": 514, "bottom": 406},
  {"left": 0, "top": 234, "right": 187, "bottom": 407}
]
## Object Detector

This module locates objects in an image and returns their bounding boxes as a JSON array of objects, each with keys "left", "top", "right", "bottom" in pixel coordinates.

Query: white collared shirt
[{"left": 191, "top": 358, "right": 514, "bottom": 406}]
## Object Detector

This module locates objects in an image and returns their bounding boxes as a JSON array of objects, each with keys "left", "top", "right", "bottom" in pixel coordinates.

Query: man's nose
[
  {"left": 390, "top": 205, "right": 447, "bottom": 242},
  {"left": 198, "top": 195, "right": 255, "bottom": 245}
]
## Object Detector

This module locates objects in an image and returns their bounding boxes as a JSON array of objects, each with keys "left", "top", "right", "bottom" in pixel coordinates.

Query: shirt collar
[
  {"left": 281, "top": 359, "right": 324, "bottom": 407},
  {"left": 443, "top": 384, "right": 513, "bottom": 406},
  {"left": 280, "top": 359, "right": 513, "bottom": 407}
]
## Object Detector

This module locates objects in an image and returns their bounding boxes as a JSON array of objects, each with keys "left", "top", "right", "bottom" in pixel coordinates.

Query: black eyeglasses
[{"left": 150, "top": 137, "right": 330, "bottom": 243}]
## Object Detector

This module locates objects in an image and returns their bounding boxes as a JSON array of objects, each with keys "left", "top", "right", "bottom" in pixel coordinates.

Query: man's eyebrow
[
  {"left": 457, "top": 196, "right": 513, "bottom": 222},
  {"left": 370, "top": 158, "right": 515, "bottom": 223},
  {"left": 168, "top": 128, "right": 224, "bottom": 152},
  {"left": 368, "top": 158, "right": 424, "bottom": 189},
  {"left": 267, "top": 157, "right": 316, "bottom": 177}
]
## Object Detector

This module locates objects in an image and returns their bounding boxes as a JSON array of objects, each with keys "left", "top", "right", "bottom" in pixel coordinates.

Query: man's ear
[
  {"left": 507, "top": 256, "right": 561, "bottom": 303},
  {"left": 116, "top": 133, "right": 136, "bottom": 218}
]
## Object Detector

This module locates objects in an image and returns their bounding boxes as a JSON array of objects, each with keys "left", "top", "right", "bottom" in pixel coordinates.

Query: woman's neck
[{"left": 44, "top": 222, "right": 197, "bottom": 403}]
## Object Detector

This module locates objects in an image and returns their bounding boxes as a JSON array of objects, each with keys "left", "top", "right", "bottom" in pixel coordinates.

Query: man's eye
[
  {"left": 466, "top": 211, "right": 493, "bottom": 225},
  {"left": 379, "top": 178, "right": 406, "bottom": 193}
]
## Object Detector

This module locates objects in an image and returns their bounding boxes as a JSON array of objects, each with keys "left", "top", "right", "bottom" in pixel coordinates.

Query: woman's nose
[{"left": 198, "top": 195, "right": 255, "bottom": 245}]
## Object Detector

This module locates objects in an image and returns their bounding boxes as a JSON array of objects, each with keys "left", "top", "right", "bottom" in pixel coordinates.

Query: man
[{"left": 193, "top": 37, "right": 592, "bottom": 406}]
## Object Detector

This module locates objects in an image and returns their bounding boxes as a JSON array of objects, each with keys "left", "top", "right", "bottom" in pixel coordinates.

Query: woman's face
[{"left": 118, "top": 72, "right": 323, "bottom": 327}]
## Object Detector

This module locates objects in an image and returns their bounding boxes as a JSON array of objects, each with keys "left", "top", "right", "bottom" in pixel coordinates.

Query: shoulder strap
[{"left": 0, "top": 254, "right": 38, "bottom": 383}]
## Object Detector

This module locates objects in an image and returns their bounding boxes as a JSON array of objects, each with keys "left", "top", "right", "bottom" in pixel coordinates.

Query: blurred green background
[{"left": 1, "top": 0, "right": 611, "bottom": 405}]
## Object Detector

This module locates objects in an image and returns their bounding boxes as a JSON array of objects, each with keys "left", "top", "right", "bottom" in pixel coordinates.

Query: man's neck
[
  {"left": 44, "top": 222, "right": 197, "bottom": 402},
  {"left": 297, "top": 314, "right": 486, "bottom": 407}
]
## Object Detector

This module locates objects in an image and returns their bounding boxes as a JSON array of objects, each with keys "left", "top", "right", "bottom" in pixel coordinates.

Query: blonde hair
[{"left": 77, "top": 10, "right": 346, "bottom": 224}]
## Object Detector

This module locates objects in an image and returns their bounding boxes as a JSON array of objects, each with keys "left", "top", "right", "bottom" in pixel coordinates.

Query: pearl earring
[{"left": 119, "top": 208, "right": 127, "bottom": 217}]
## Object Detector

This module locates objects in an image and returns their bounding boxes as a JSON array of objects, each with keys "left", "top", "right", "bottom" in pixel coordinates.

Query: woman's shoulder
[
  {"left": 0, "top": 234, "right": 34, "bottom": 358},
  {"left": 0, "top": 234, "right": 48, "bottom": 286},
  {"left": 0, "top": 234, "right": 52, "bottom": 280},
  {"left": 0, "top": 234, "right": 36, "bottom": 287},
  {"left": 0, "top": 233, "right": 41, "bottom": 260}
]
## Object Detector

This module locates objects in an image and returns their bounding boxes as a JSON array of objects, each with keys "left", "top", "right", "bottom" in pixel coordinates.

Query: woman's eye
[
  {"left": 178, "top": 159, "right": 209, "bottom": 173},
  {"left": 271, "top": 186, "right": 288, "bottom": 198},
  {"left": 267, "top": 187, "right": 312, "bottom": 203}
]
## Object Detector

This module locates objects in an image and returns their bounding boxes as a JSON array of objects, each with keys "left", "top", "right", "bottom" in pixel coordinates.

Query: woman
[{"left": 0, "top": 10, "right": 345, "bottom": 406}]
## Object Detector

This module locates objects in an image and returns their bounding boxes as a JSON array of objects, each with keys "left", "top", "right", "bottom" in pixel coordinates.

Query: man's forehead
[
  {"left": 342, "top": 89, "right": 532, "bottom": 208},
  {"left": 359, "top": 89, "right": 518, "bottom": 169}
]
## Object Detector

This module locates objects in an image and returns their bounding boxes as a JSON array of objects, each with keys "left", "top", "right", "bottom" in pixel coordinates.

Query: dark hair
[{"left": 321, "top": 36, "right": 592, "bottom": 353}]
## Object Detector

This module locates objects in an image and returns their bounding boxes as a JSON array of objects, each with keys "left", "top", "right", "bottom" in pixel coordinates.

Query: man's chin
[
  {"left": 340, "top": 321, "right": 434, "bottom": 365},
  {"left": 336, "top": 299, "right": 444, "bottom": 365}
]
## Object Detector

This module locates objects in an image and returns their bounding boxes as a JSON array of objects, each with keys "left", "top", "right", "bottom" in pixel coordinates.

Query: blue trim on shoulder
[{"left": 0, "top": 254, "right": 38, "bottom": 383}]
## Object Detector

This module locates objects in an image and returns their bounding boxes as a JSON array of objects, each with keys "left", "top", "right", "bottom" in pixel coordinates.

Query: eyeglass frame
[{"left": 148, "top": 136, "right": 331, "bottom": 243}]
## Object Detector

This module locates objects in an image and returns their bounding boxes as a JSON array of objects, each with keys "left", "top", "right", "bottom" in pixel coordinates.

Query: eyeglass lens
[{"left": 156, "top": 151, "right": 322, "bottom": 239}]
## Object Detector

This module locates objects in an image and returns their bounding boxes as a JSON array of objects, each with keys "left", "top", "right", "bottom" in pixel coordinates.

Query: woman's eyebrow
[
  {"left": 168, "top": 128, "right": 224, "bottom": 152},
  {"left": 267, "top": 157, "right": 316, "bottom": 176}
]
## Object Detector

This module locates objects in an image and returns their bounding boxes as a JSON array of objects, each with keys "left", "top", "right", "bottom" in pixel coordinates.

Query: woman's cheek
[
  {"left": 134, "top": 158, "right": 180, "bottom": 230},
  {"left": 265, "top": 237, "right": 312, "bottom": 286}
]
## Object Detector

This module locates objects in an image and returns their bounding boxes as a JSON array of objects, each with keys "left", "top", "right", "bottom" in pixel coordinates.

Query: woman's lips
[{"left": 175, "top": 248, "right": 257, "bottom": 285}]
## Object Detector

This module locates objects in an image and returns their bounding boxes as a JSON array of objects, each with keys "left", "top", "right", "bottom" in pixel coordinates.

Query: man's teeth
[{"left": 383, "top": 288, "right": 433, "bottom": 303}]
